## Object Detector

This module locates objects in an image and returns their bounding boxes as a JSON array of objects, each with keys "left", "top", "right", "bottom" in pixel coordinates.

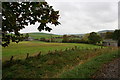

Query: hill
[
  {"left": 63, "top": 30, "right": 115, "bottom": 37},
  {"left": 97, "top": 30, "right": 114, "bottom": 33},
  {"left": 26, "top": 32, "right": 62, "bottom": 39},
  {"left": 25, "top": 30, "right": 115, "bottom": 40}
]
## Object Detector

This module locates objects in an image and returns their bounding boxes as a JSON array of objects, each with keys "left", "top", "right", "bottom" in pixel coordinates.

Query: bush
[
  {"left": 40, "top": 37, "right": 46, "bottom": 41},
  {"left": 62, "top": 39, "right": 89, "bottom": 44}
]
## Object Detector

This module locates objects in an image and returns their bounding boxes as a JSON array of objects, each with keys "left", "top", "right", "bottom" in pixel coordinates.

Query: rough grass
[
  {"left": 2, "top": 47, "right": 118, "bottom": 78},
  {"left": 2, "top": 41, "right": 101, "bottom": 61},
  {"left": 60, "top": 48, "right": 120, "bottom": 78}
]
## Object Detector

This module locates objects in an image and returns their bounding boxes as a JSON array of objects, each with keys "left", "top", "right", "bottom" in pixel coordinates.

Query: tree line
[{"left": 62, "top": 29, "right": 120, "bottom": 46}]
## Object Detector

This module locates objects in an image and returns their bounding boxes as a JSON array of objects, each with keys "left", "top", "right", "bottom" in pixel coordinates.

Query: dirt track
[{"left": 93, "top": 58, "right": 120, "bottom": 78}]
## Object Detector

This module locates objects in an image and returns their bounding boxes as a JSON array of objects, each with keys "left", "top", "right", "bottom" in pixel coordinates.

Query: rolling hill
[
  {"left": 25, "top": 32, "right": 62, "bottom": 39},
  {"left": 25, "top": 29, "right": 115, "bottom": 40},
  {"left": 97, "top": 30, "right": 114, "bottom": 33}
]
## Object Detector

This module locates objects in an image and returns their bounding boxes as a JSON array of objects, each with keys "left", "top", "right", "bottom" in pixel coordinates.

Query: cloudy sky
[{"left": 20, "top": 0, "right": 119, "bottom": 35}]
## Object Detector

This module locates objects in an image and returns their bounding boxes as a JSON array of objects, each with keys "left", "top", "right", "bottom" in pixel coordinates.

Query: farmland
[
  {"left": 2, "top": 40, "right": 101, "bottom": 61},
  {"left": 2, "top": 34, "right": 120, "bottom": 78},
  {"left": 2, "top": 33, "right": 120, "bottom": 78},
  {"left": 2, "top": 42, "right": 120, "bottom": 78},
  {"left": 28, "top": 32, "right": 62, "bottom": 39},
  {"left": 2, "top": 1, "right": 119, "bottom": 79}
]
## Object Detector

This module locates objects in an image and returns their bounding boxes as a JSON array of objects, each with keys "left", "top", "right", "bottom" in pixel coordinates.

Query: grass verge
[
  {"left": 59, "top": 48, "right": 120, "bottom": 78},
  {"left": 2, "top": 47, "right": 117, "bottom": 78}
]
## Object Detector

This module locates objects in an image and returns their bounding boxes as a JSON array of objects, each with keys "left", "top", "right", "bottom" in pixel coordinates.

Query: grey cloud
[
  {"left": 20, "top": 1, "right": 118, "bottom": 34},
  {"left": 79, "top": 2, "right": 117, "bottom": 22}
]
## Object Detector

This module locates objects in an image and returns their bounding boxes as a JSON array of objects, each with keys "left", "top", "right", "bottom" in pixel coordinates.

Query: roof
[
  {"left": 103, "top": 39, "right": 117, "bottom": 43},
  {"left": 28, "top": 37, "right": 33, "bottom": 39}
]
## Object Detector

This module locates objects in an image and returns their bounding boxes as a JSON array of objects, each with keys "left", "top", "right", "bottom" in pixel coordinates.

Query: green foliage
[
  {"left": 88, "top": 32, "right": 102, "bottom": 44},
  {"left": 25, "top": 33, "right": 29, "bottom": 39},
  {"left": 2, "top": 2, "right": 60, "bottom": 47},
  {"left": 105, "top": 32, "right": 113, "bottom": 39},
  {"left": 82, "top": 33, "right": 90, "bottom": 41},
  {"left": 113, "top": 29, "right": 120, "bottom": 46},
  {"left": 113, "top": 29, "right": 120, "bottom": 40},
  {"left": 60, "top": 48, "right": 120, "bottom": 78},
  {"left": 62, "top": 35, "right": 69, "bottom": 43},
  {"left": 64, "top": 39, "right": 89, "bottom": 44},
  {"left": 40, "top": 37, "right": 46, "bottom": 41},
  {"left": 2, "top": 33, "right": 25, "bottom": 47}
]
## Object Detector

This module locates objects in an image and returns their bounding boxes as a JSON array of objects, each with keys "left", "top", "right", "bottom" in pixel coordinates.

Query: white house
[
  {"left": 24, "top": 37, "right": 34, "bottom": 41},
  {"left": 102, "top": 39, "right": 118, "bottom": 47}
]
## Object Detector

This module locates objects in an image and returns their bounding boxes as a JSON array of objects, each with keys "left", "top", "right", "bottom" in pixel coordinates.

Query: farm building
[
  {"left": 24, "top": 37, "right": 34, "bottom": 41},
  {"left": 102, "top": 39, "right": 118, "bottom": 47}
]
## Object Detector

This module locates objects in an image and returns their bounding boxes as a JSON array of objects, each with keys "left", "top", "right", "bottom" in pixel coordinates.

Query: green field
[
  {"left": 60, "top": 48, "right": 120, "bottom": 78},
  {"left": 2, "top": 41, "right": 101, "bottom": 61},
  {"left": 2, "top": 43, "right": 119, "bottom": 78},
  {"left": 28, "top": 33, "right": 62, "bottom": 39},
  {"left": 2, "top": 40, "right": 120, "bottom": 78}
]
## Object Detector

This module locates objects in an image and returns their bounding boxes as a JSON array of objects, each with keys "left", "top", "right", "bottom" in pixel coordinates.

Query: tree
[
  {"left": 81, "top": 33, "right": 89, "bottom": 41},
  {"left": 113, "top": 29, "right": 120, "bottom": 46},
  {"left": 2, "top": 2, "right": 60, "bottom": 47},
  {"left": 62, "top": 35, "right": 69, "bottom": 43},
  {"left": 40, "top": 37, "right": 46, "bottom": 41},
  {"left": 50, "top": 35, "right": 54, "bottom": 42},
  {"left": 25, "top": 33, "right": 29, "bottom": 39},
  {"left": 113, "top": 29, "right": 120, "bottom": 40},
  {"left": 105, "top": 32, "right": 113, "bottom": 39},
  {"left": 88, "top": 32, "right": 102, "bottom": 44}
]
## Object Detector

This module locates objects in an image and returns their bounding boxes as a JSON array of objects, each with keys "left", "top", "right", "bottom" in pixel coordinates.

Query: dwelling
[
  {"left": 24, "top": 37, "right": 34, "bottom": 41},
  {"left": 102, "top": 39, "right": 118, "bottom": 47}
]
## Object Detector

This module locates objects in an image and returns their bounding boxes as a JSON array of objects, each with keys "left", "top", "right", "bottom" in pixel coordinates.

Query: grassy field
[
  {"left": 2, "top": 45, "right": 119, "bottom": 78},
  {"left": 60, "top": 48, "right": 120, "bottom": 78},
  {"left": 28, "top": 33, "right": 62, "bottom": 39},
  {"left": 3, "top": 40, "right": 120, "bottom": 78},
  {"left": 2, "top": 41, "right": 101, "bottom": 61}
]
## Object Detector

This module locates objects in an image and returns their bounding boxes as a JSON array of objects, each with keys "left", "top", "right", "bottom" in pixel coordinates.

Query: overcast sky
[{"left": 20, "top": 0, "right": 119, "bottom": 35}]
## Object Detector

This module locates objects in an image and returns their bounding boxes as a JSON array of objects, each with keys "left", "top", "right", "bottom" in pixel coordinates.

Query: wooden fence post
[
  {"left": 65, "top": 48, "right": 68, "bottom": 51},
  {"left": 95, "top": 48, "right": 97, "bottom": 51},
  {"left": 75, "top": 46, "right": 77, "bottom": 49},
  {"left": 72, "top": 47, "right": 74, "bottom": 51},
  {"left": 48, "top": 50, "right": 51, "bottom": 54},
  {"left": 26, "top": 53, "right": 29, "bottom": 59},
  {"left": 58, "top": 49, "right": 63, "bottom": 55},
  {"left": 37, "top": 51, "right": 41, "bottom": 58},
  {"left": 10, "top": 56, "right": 13, "bottom": 62}
]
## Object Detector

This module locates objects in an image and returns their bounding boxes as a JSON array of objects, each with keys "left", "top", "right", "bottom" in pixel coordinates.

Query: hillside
[
  {"left": 26, "top": 32, "right": 62, "bottom": 39},
  {"left": 97, "top": 30, "right": 114, "bottom": 33},
  {"left": 26, "top": 29, "right": 115, "bottom": 39}
]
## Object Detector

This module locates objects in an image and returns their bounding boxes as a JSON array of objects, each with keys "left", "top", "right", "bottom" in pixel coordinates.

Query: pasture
[
  {"left": 2, "top": 41, "right": 101, "bottom": 61},
  {"left": 3, "top": 40, "right": 120, "bottom": 78},
  {"left": 2, "top": 44, "right": 119, "bottom": 78},
  {"left": 28, "top": 33, "right": 62, "bottom": 39}
]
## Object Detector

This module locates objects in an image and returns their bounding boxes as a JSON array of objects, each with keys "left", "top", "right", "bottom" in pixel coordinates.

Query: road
[{"left": 93, "top": 58, "right": 120, "bottom": 78}]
